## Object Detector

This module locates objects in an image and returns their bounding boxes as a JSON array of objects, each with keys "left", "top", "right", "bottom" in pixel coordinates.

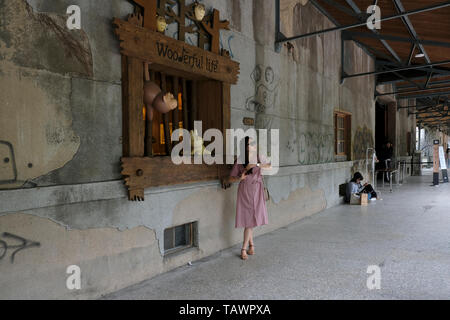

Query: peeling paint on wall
[
  {"left": 0, "top": 0, "right": 93, "bottom": 77},
  {"left": 0, "top": 0, "right": 95, "bottom": 189},
  {"left": 0, "top": 64, "right": 81, "bottom": 189},
  {"left": 0, "top": 213, "right": 162, "bottom": 299}
]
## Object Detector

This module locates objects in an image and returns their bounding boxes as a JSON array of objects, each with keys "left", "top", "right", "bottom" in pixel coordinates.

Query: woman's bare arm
[
  {"left": 221, "top": 172, "right": 246, "bottom": 189},
  {"left": 260, "top": 163, "right": 272, "bottom": 169}
]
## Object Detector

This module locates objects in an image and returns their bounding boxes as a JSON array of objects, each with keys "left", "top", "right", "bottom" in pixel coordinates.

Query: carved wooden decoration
[
  {"left": 115, "top": 1, "right": 239, "bottom": 201},
  {"left": 202, "top": 9, "right": 230, "bottom": 54},
  {"left": 132, "top": 0, "right": 157, "bottom": 30}
]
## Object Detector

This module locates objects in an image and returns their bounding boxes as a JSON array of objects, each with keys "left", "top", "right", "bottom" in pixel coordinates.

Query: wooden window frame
[
  {"left": 114, "top": 10, "right": 239, "bottom": 201},
  {"left": 334, "top": 111, "right": 351, "bottom": 160},
  {"left": 164, "top": 222, "right": 197, "bottom": 256}
]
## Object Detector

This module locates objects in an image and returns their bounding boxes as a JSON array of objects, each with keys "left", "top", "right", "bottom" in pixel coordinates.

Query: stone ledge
[{"left": 0, "top": 161, "right": 354, "bottom": 214}]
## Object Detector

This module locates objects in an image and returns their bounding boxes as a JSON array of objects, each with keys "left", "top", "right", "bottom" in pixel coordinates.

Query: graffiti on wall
[
  {"left": 245, "top": 64, "right": 334, "bottom": 165},
  {"left": 0, "top": 233, "right": 40, "bottom": 264},
  {"left": 299, "top": 132, "right": 334, "bottom": 164},
  {"left": 293, "top": 132, "right": 334, "bottom": 165},
  {"left": 353, "top": 126, "right": 374, "bottom": 160}
]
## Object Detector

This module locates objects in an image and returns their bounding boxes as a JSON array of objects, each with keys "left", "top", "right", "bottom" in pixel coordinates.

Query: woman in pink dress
[{"left": 222, "top": 137, "right": 271, "bottom": 260}]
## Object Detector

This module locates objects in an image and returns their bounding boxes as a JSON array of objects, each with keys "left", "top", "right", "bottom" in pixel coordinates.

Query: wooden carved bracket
[{"left": 202, "top": 9, "right": 230, "bottom": 54}]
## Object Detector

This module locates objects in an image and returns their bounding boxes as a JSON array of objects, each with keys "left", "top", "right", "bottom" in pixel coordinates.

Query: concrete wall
[
  {"left": 396, "top": 99, "right": 416, "bottom": 158},
  {"left": 1, "top": 0, "right": 375, "bottom": 299}
]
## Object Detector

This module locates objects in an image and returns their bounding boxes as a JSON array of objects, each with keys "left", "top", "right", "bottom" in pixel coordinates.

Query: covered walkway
[{"left": 103, "top": 173, "right": 450, "bottom": 300}]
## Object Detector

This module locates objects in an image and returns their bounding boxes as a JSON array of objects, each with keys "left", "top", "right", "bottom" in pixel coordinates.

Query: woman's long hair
[
  {"left": 351, "top": 172, "right": 363, "bottom": 183},
  {"left": 244, "top": 137, "right": 250, "bottom": 168}
]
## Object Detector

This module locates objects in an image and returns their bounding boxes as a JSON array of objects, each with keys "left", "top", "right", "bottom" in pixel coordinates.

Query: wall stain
[
  {"left": 353, "top": 126, "right": 374, "bottom": 160},
  {"left": 37, "top": 13, "right": 93, "bottom": 77}
]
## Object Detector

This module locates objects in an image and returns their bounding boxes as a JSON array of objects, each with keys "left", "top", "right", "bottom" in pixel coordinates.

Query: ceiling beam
[
  {"left": 397, "top": 90, "right": 450, "bottom": 100},
  {"left": 320, "top": 0, "right": 360, "bottom": 18},
  {"left": 376, "top": 85, "right": 450, "bottom": 97},
  {"left": 407, "top": 44, "right": 415, "bottom": 66},
  {"left": 397, "top": 78, "right": 450, "bottom": 89},
  {"left": 378, "top": 69, "right": 450, "bottom": 84},
  {"left": 276, "top": 2, "right": 450, "bottom": 43},
  {"left": 342, "top": 31, "right": 450, "bottom": 49},
  {"left": 392, "top": 0, "right": 431, "bottom": 64},
  {"left": 343, "top": 59, "right": 450, "bottom": 79},
  {"left": 344, "top": 0, "right": 402, "bottom": 62}
]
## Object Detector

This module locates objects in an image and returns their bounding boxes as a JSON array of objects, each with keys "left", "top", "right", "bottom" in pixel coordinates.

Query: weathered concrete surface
[
  {"left": 0, "top": 63, "right": 81, "bottom": 189},
  {"left": 32, "top": 78, "right": 123, "bottom": 186},
  {"left": 103, "top": 172, "right": 450, "bottom": 300},
  {"left": 1, "top": 0, "right": 376, "bottom": 186},
  {"left": 0, "top": 0, "right": 380, "bottom": 299},
  {"left": 27, "top": 0, "right": 133, "bottom": 83},
  {"left": 0, "top": 164, "right": 345, "bottom": 299},
  {"left": 0, "top": 0, "right": 93, "bottom": 77},
  {"left": 0, "top": 213, "right": 162, "bottom": 300}
]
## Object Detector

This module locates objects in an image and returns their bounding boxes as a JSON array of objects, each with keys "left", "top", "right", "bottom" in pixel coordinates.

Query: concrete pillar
[{"left": 387, "top": 102, "right": 397, "bottom": 157}]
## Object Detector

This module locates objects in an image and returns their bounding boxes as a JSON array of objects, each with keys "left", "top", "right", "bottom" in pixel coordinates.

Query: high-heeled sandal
[
  {"left": 240, "top": 249, "right": 248, "bottom": 260},
  {"left": 248, "top": 244, "right": 255, "bottom": 255}
]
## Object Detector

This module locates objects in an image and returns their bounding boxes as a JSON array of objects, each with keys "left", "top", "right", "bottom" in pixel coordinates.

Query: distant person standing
[
  {"left": 379, "top": 141, "right": 394, "bottom": 181},
  {"left": 446, "top": 148, "right": 450, "bottom": 168}
]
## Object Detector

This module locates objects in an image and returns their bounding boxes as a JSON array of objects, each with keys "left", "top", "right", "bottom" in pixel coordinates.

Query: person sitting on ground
[{"left": 345, "top": 172, "right": 378, "bottom": 204}]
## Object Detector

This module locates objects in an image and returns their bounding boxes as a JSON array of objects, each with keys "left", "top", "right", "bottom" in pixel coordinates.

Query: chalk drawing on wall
[
  {"left": 0, "top": 232, "right": 40, "bottom": 264},
  {"left": 353, "top": 126, "right": 374, "bottom": 160},
  {"left": 246, "top": 65, "right": 280, "bottom": 114}
]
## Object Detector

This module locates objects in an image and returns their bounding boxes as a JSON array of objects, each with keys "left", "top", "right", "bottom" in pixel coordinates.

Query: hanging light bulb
[
  {"left": 194, "top": 2, "right": 206, "bottom": 21},
  {"left": 156, "top": 15, "right": 167, "bottom": 33},
  {"left": 415, "top": 52, "right": 425, "bottom": 58}
]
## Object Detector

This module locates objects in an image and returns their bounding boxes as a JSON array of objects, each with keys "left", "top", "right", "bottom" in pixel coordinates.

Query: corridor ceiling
[{"left": 277, "top": 0, "right": 450, "bottom": 129}]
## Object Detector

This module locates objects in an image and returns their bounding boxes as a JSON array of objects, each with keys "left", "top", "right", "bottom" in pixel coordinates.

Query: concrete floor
[{"left": 103, "top": 172, "right": 450, "bottom": 300}]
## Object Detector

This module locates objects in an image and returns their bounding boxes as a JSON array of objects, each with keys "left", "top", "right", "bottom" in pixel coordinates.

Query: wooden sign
[
  {"left": 439, "top": 146, "right": 449, "bottom": 183},
  {"left": 433, "top": 141, "right": 439, "bottom": 185},
  {"left": 114, "top": 18, "right": 240, "bottom": 84},
  {"left": 243, "top": 117, "right": 255, "bottom": 126}
]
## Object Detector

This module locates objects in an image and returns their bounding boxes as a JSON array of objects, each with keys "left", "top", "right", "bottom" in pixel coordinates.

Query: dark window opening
[
  {"left": 164, "top": 222, "right": 198, "bottom": 255},
  {"left": 144, "top": 67, "right": 223, "bottom": 158}
]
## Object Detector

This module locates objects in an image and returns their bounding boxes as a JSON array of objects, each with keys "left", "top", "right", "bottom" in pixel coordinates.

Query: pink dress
[{"left": 230, "top": 162, "right": 268, "bottom": 228}]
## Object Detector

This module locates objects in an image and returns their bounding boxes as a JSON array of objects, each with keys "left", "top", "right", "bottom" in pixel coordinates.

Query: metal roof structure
[{"left": 275, "top": 0, "right": 450, "bottom": 129}]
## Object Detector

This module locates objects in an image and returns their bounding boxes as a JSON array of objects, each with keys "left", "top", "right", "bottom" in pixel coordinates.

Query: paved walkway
[{"left": 103, "top": 173, "right": 450, "bottom": 300}]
